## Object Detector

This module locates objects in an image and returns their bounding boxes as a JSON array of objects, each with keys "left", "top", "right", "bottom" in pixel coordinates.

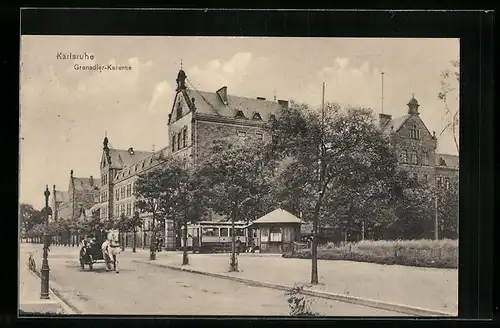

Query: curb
[
  {"left": 29, "top": 269, "right": 81, "bottom": 315},
  {"left": 134, "top": 260, "right": 455, "bottom": 317}
]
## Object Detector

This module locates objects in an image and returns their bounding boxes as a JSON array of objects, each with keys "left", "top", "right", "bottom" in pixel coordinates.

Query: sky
[{"left": 20, "top": 36, "right": 459, "bottom": 209}]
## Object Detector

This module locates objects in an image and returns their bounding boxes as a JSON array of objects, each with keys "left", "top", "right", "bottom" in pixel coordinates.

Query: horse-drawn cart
[{"left": 79, "top": 229, "right": 120, "bottom": 272}]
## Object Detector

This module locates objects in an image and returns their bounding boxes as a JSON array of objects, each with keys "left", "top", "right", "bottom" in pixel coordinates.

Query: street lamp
[{"left": 40, "top": 185, "right": 51, "bottom": 299}]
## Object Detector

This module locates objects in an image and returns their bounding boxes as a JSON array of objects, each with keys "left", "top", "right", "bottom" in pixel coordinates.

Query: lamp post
[{"left": 40, "top": 185, "right": 51, "bottom": 299}]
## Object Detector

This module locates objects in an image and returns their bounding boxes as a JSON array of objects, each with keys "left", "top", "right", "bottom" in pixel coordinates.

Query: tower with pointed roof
[{"left": 377, "top": 95, "right": 457, "bottom": 189}]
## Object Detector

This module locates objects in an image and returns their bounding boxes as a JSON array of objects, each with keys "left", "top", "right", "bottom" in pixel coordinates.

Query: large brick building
[
  {"left": 50, "top": 170, "right": 101, "bottom": 223},
  {"left": 88, "top": 69, "right": 284, "bottom": 249},
  {"left": 378, "top": 96, "right": 459, "bottom": 188},
  {"left": 54, "top": 69, "right": 458, "bottom": 247}
]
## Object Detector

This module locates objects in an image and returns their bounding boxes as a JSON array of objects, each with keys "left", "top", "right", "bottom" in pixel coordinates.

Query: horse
[{"left": 105, "top": 229, "right": 121, "bottom": 273}]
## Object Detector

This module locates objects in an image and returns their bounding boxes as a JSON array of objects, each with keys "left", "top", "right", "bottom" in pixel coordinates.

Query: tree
[
  {"left": 438, "top": 60, "right": 460, "bottom": 153},
  {"left": 437, "top": 180, "right": 459, "bottom": 239},
  {"left": 134, "top": 158, "right": 206, "bottom": 262},
  {"left": 269, "top": 103, "right": 398, "bottom": 284},
  {"left": 199, "top": 137, "right": 277, "bottom": 271},
  {"left": 19, "top": 203, "right": 41, "bottom": 240}
]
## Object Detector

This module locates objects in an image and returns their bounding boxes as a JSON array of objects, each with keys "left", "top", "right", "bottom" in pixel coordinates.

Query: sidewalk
[
  {"left": 19, "top": 245, "right": 74, "bottom": 315},
  {"left": 132, "top": 252, "right": 457, "bottom": 316}
]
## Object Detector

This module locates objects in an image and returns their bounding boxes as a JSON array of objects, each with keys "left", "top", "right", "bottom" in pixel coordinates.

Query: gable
[
  {"left": 397, "top": 115, "right": 433, "bottom": 140},
  {"left": 169, "top": 91, "right": 194, "bottom": 125}
]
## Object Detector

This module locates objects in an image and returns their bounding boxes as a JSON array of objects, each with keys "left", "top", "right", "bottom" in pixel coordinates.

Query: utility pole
[
  {"left": 311, "top": 82, "right": 325, "bottom": 285},
  {"left": 381, "top": 72, "right": 385, "bottom": 114}
]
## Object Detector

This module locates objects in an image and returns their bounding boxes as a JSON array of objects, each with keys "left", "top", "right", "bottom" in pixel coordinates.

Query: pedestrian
[
  {"left": 101, "top": 238, "right": 111, "bottom": 271},
  {"left": 235, "top": 237, "right": 241, "bottom": 255}
]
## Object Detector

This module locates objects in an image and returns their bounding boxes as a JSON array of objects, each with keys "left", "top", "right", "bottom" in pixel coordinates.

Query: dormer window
[
  {"left": 439, "top": 158, "right": 447, "bottom": 166},
  {"left": 252, "top": 112, "right": 262, "bottom": 120},
  {"left": 410, "top": 124, "right": 420, "bottom": 139},
  {"left": 235, "top": 110, "right": 246, "bottom": 119}
]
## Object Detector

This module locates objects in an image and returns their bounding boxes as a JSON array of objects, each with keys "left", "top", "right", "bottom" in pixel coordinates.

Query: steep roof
[
  {"left": 108, "top": 148, "right": 154, "bottom": 170},
  {"left": 73, "top": 177, "right": 101, "bottom": 192},
  {"left": 436, "top": 153, "right": 459, "bottom": 169},
  {"left": 252, "top": 208, "right": 302, "bottom": 224},
  {"left": 381, "top": 114, "right": 411, "bottom": 134},
  {"left": 113, "top": 147, "right": 169, "bottom": 183},
  {"left": 184, "top": 88, "right": 282, "bottom": 122}
]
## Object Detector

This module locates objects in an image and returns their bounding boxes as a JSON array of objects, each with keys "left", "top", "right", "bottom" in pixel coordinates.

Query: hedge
[{"left": 283, "top": 239, "right": 458, "bottom": 269}]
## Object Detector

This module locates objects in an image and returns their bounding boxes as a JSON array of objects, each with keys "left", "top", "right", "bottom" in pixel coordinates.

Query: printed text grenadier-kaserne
[{"left": 56, "top": 52, "right": 95, "bottom": 60}]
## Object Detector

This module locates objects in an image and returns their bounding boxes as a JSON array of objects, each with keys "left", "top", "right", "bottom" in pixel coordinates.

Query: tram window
[
  {"left": 220, "top": 228, "right": 229, "bottom": 237},
  {"left": 202, "top": 228, "right": 219, "bottom": 237},
  {"left": 230, "top": 228, "right": 245, "bottom": 237}
]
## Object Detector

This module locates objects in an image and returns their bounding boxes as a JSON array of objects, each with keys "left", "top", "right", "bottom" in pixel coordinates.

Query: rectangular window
[
  {"left": 177, "top": 132, "right": 182, "bottom": 150},
  {"left": 115, "top": 205, "right": 119, "bottom": 217},
  {"left": 437, "top": 176, "right": 443, "bottom": 187},
  {"left": 116, "top": 189, "right": 119, "bottom": 201},
  {"left": 220, "top": 228, "right": 229, "bottom": 237},
  {"left": 182, "top": 127, "right": 187, "bottom": 148},
  {"left": 172, "top": 135, "right": 176, "bottom": 152},
  {"left": 399, "top": 150, "right": 407, "bottom": 164},
  {"left": 409, "top": 151, "right": 417, "bottom": 165},
  {"left": 444, "top": 177, "right": 450, "bottom": 190},
  {"left": 270, "top": 227, "right": 282, "bottom": 242},
  {"left": 121, "top": 204, "right": 125, "bottom": 215},
  {"left": 121, "top": 187, "right": 125, "bottom": 199},
  {"left": 237, "top": 131, "right": 246, "bottom": 137},
  {"left": 422, "top": 150, "right": 429, "bottom": 165},
  {"left": 126, "top": 184, "right": 132, "bottom": 197},
  {"left": 126, "top": 203, "right": 131, "bottom": 216}
]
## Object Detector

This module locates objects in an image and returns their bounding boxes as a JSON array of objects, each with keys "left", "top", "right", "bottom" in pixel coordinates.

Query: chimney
[
  {"left": 89, "top": 175, "right": 94, "bottom": 186},
  {"left": 128, "top": 147, "right": 134, "bottom": 155},
  {"left": 216, "top": 86, "right": 228, "bottom": 105},
  {"left": 256, "top": 97, "right": 266, "bottom": 100},
  {"left": 379, "top": 113, "right": 392, "bottom": 128},
  {"left": 277, "top": 100, "right": 289, "bottom": 109}
]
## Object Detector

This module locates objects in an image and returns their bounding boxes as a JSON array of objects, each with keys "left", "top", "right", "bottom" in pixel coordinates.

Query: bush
[{"left": 284, "top": 239, "right": 458, "bottom": 269}]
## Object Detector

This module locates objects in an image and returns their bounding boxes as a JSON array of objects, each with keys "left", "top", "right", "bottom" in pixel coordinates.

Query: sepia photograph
[{"left": 19, "top": 35, "right": 459, "bottom": 317}]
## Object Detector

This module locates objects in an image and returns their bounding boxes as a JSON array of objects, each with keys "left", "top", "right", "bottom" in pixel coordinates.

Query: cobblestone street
[{"left": 20, "top": 244, "right": 407, "bottom": 316}]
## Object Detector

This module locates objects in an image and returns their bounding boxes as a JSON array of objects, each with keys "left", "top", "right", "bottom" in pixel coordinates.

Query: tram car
[{"left": 181, "top": 221, "right": 251, "bottom": 253}]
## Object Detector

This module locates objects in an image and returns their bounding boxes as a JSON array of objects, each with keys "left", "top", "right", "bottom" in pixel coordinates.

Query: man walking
[{"left": 101, "top": 238, "right": 111, "bottom": 272}]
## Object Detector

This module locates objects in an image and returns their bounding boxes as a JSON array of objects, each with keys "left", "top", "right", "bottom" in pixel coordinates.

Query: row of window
[
  {"left": 437, "top": 176, "right": 451, "bottom": 189},
  {"left": 115, "top": 183, "right": 133, "bottom": 201},
  {"left": 115, "top": 202, "right": 134, "bottom": 218},
  {"left": 171, "top": 126, "right": 188, "bottom": 153},
  {"left": 101, "top": 173, "right": 108, "bottom": 185},
  {"left": 100, "top": 190, "right": 108, "bottom": 203},
  {"left": 409, "top": 125, "right": 421, "bottom": 140},
  {"left": 237, "top": 131, "right": 264, "bottom": 140},
  {"left": 399, "top": 149, "right": 430, "bottom": 165}
]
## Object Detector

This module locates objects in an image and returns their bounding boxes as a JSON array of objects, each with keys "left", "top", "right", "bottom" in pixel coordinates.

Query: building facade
[
  {"left": 86, "top": 70, "right": 458, "bottom": 248},
  {"left": 50, "top": 170, "right": 101, "bottom": 223},
  {"left": 379, "top": 96, "right": 459, "bottom": 188}
]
